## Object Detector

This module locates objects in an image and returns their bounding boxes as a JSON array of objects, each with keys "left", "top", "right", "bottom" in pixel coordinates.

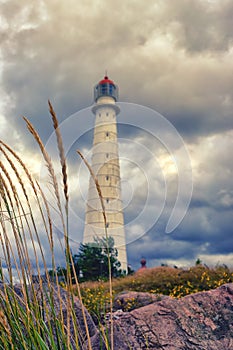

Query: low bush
[{"left": 75, "top": 265, "right": 233, "bottom": 317}]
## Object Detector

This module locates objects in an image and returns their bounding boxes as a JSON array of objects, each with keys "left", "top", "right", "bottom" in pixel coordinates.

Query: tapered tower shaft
[{"left": 83, "top": 76, "right": 128, "bottom": 273}]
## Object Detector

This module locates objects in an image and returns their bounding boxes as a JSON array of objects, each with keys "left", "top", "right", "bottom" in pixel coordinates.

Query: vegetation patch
[{"left": 75, "top": 265, "right": 233, "bottom": 317}]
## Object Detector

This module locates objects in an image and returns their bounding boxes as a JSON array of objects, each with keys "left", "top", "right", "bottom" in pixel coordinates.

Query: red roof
[{"left": 99, "top": 76, "right": 115, "bottom": 85}]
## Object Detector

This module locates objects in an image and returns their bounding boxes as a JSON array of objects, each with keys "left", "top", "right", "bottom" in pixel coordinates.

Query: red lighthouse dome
[
  {"left": 99, "top": 76, "right": 115, "bottom": 85},
  {"left": 94, "top": 75, "right": 119, "bottom": 102}
]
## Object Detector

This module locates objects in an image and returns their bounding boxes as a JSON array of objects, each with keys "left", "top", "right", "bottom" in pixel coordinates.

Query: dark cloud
[
  {"left": 161, "top": 0, "right": 233, "bottom": 53},
  {"left": 1, "top": 0, "right": 232, "bottom": 142}
]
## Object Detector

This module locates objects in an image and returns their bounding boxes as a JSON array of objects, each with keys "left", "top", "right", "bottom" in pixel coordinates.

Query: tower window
[
  {"left": 106, "top": 176, "right": 109, "bottom": 181},
  {"left": 106, "top": 112, "right": 109, "bottom": 116},
  {"left": 106, "top": 132, "right": 109, "bottom": 137},
  {"left": 99, "top": 113, "right": 101, "bottom": 117},
  {"left": 106, "top": 153, "right": 109, "bottom": 158},
  {"left": 106, "top": 198, "right": 109, "bottom": 203},
  {"left": 106, "top": 223, "right": 109, "bottom": 228}
]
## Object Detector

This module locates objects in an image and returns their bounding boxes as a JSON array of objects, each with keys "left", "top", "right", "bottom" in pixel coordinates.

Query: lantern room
[{"left": 94, "top": 75, "right": 119, "bottom": 102}]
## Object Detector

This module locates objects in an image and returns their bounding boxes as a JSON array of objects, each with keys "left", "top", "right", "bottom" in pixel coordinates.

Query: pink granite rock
[
  {"left": 109, "top": 283, "right": 233, "bottom": 349},
  {"left": 113, "top": 291, "right": 169, "bottom": 311},
  {"left": 2, "top": 282, "right": 233, "bottom": 349}
]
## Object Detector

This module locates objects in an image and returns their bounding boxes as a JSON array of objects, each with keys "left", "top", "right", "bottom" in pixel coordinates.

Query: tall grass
[
  {"left": 0, "top": 102, "right": 113, "bottom": 349},
  {"left": 76, "top": 151, "right": 114, "bottom": 350}
]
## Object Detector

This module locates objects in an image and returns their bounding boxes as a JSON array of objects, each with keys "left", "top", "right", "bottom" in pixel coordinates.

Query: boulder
[
  {"left": 110, "top": 283, "right": 233, "bottom": 349},
  {"left": 113, "top": 291, "right": 169, "bottom": 311}
]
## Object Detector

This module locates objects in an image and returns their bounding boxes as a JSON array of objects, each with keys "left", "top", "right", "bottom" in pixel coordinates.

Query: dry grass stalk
[
  {"left": 0, "top": 309, "right": 11, "bottom": 339},
  {"left": 0, "top": 149, "right": 50, "bottom": 295},
  {"left": 22, "top": 110, "right": 93, "bottom": 348},
  {"left": 48, "top": 100, "right": 69, "bottom": 207},
  {"left": 35, "top": 180, "right": 54, "bottom": 250},
  {"left": 0, "top": 170, "right": 45, "bottom": 316},
  {"left": 0, "top": 142, "right": 57, "bottom": 305},
  {"left": 48, "top": 101, "right": 73, "bottom": 347},
  {"left": 0, "top": 173, "right": 28, "bottom": 289},
  {"left": 23, "top": 117, "right": 64, "bottom": 226},
  {"left": 76, "top": 150, "right": 106, "bottom": 223},
  {"left": 22, "top": 115, "right": 73, "bottom": 346},
  {"left": 0, "top": 105, "right": 104, "bottom": 348},
  {"left": 0, "top": 160, "right": 32, "bottom": 277},
  {"left": 77, "top": 150, "right": 114, "bottom": 350},
  {"left": 0, "top": 147, "right": 29, "bottom": 203},
  {"left": 48, "top": 100, "right": 72, "bottom": 345},
  {"left": 0, "top": 142, "right": 55, "bottom": 273},
  {"left": 22, "top": 116, "right": 68, "bottom": 262},
  {"left": 66, "top": 249, "right": 93, "bottom": 350},
  {"left": 0, "top": 141, "right": 37, "bottom": 195}
]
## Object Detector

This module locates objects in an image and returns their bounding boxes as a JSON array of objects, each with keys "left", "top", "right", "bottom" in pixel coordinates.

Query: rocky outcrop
[
  {"left": 1, "top": 282, "right": 233, "bottom": 349},
  {"left": 113, "top": 291, "right": 169, "bottom": 311},
  {"left": 110, "top": 283, "right": 233, "bottom": 350}
]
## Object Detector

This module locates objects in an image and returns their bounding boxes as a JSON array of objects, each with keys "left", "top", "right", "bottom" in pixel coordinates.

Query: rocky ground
[
  {"left": 108, "top": 284, "right": 233, "bottom": 349},
  {"left": 1, "top": 282, "right": 233, "bottom": 349}
]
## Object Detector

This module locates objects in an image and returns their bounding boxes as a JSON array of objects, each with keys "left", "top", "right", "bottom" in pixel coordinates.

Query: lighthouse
[{"left": 83, "top": 75, "right": 128, "bottom": 273}]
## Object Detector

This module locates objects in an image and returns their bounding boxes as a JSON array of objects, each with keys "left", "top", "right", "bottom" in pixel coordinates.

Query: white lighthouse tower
[{"left": 83, "top": 75, "right": 128, "bottom": 273}]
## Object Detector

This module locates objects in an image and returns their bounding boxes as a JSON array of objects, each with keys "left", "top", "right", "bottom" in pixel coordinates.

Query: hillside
[{"left": 76, "top": 265, "right": 233, "bottom": 316}]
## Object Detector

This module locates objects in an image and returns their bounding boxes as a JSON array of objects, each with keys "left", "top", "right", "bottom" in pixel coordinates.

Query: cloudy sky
[{"left": 1, "top": 0, "right": 233, "bottom": 271}]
